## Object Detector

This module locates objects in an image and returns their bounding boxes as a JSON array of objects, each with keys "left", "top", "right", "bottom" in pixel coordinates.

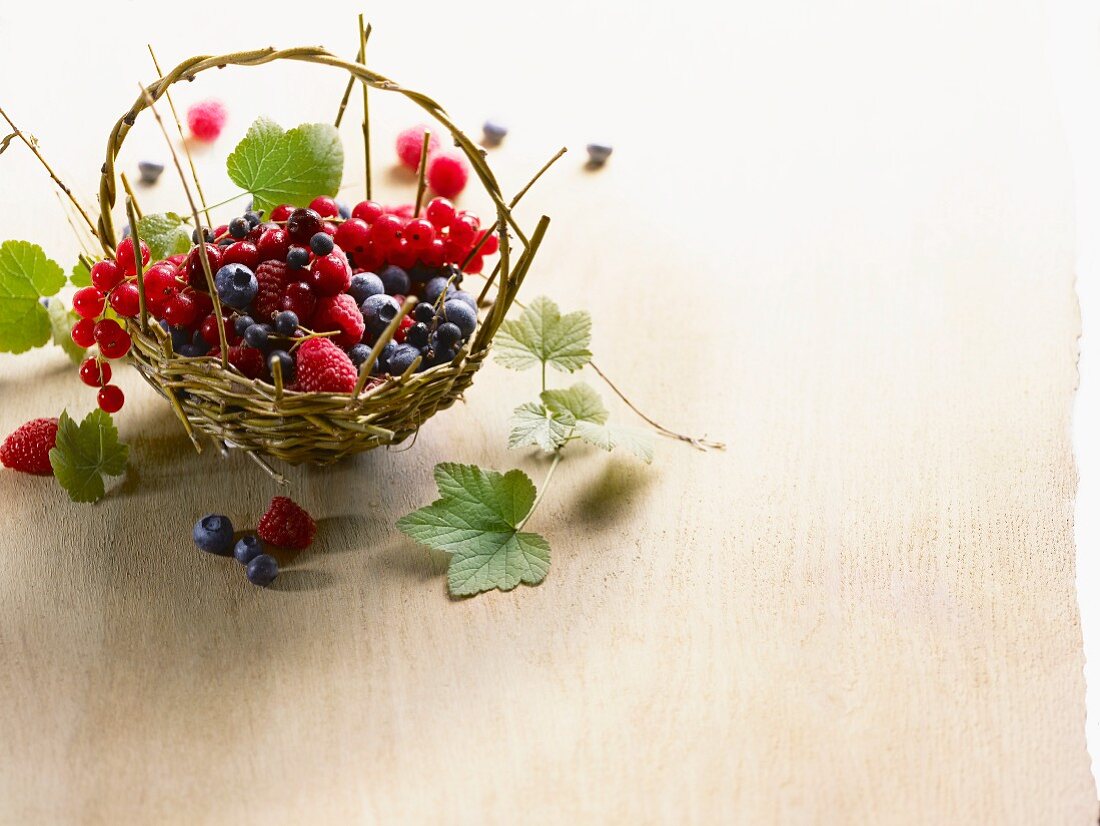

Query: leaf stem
[{"left": 517, "top": 450, "right": 562, "bottom": 531}]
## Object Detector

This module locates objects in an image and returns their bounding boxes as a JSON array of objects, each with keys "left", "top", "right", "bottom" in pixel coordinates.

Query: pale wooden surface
[{"left": 0, "top": 1, "right": 1095, "bottom": 823}]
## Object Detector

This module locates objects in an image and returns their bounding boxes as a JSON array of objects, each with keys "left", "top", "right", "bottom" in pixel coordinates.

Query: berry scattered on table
[
  {"left": 1, "top": 417, "right": 59, "bottom": 475},
  {"left": 187, "top": 100, "right": 228, "bottom": 142},
  {"left": 257, "top": 496, "right": 316, "bottom": 550},
  {"left": 233, "top": 535, "right": 264, "bottom": 565},
  {"left": 137, "top": 161, "right": 165, "bottom": 184},
  {"left": 586, "top": 142, "right": 613, "bottom": 166},
  {"left": 482, "top": 119, "right": 508, "bottom": 146},
  {"left": 246, "top": 554, "right": 279, "bottom": 586},
  {"left": 193, "top": 513, "right": 235, "bottom": 554},
  {"left": 395, "top": 124, "right": 440, "bottom": 170},
  {"left": 427, "top": 152, "right": 469, "bottom": 199}
]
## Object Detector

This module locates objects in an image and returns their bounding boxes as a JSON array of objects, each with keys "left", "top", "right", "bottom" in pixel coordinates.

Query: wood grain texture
[{"left": 0, "top": 0, "right": 1094, "bottom": 822}]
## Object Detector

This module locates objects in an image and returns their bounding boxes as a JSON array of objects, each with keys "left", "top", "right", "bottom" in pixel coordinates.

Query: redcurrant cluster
[{"left": 71, "top": 194, "right": 498, "bottom": 404}]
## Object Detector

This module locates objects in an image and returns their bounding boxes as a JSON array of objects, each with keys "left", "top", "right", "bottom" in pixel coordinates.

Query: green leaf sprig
[
  {"left": 0, "top": 240, "right": 88, "bottom": 363},
  {"left": 48, "top": 409, "right": 129, "bottom": 503},
  {"left": 397, "top": 296, "right": 653, "bottom": 597}
]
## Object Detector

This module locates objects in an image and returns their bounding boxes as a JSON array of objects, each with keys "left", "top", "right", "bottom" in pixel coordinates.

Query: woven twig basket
[{"left": 96, "top": 46, "right": 548, "bottom": 481}]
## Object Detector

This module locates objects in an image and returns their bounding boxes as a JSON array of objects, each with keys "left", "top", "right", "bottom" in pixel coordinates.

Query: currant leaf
[
  {"left": 69, "top": 259, "right": 92, "bottom": 288},
  {"left": 0, "top": 240, "right": 66, "bottom": 354},
  {"left": 396, "top": 462, "right": 551, "bottom": 596},
  {"left": 494, "top": 296, "right": 592, "bottom": 373},
  {"left": 541, "top": 382, "right": 608, "bottom": 425},
  {"left": 137, "top": 212, "right": 191, "bottom": 261},
  {"left": 509, "top": 402, "right": 575, "bottom": 452},
  {"left": 48, "top": 409, "right": 129, "bottom": 503},
  {"left": 575, "top": 421, "right": 655, "bottom": 463},
  {"left": 46, "top": 298, "right": 85, "bottom": 364},
  {"left": 226, "top": 117, "right": 344, "bottom": 215}
]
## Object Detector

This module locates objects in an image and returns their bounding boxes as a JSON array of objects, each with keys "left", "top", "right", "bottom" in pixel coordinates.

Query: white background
[{"left": 1053, "top": 0, "right": 1100, "bottom": 782}]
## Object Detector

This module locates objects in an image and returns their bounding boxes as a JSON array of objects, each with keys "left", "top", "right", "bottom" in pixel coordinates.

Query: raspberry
[
  {"left": 187, "top": 100, "right": 227, "bottom": 142},
  {"left": 227, "top": 345, "right": 265, "bottom": 379},
  {"left": 257, "top": 496, "right": 316, "bottom": 550},
  {"left": 395, "top": 124, "right": 440, "bottom": 170},
  {"left": 254, "top": 260, "right": 290, "bottom": 321},
  {"left": 427, "top": 152, "right": 469, "bottom": 199},
  {"left": 1, "top": 417, "right": 58, "bottom": 475},
  {"left": 312, "top": 294, "right": 365, "bottom": 348},
  {"left": 296, "top": 336, "right": 358, "bottom": 393}
]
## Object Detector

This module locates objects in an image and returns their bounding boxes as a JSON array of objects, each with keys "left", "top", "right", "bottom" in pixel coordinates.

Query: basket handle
[{"left": 96, "top": 45, "right": 534, "bottom": 340}]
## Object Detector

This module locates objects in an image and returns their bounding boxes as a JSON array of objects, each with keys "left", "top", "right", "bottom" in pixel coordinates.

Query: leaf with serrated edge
[
  {"left": 0, "top": 240, "right": 66, "bottom": 353},
  {"left": 226, "top": 117, "right": 344, "bottom": 214},
  {"left": 49, "top": 409, "right": 129, "bottom": 503},
  {"left": 138, "top": 212, "right": 191, "bottom": 260},
  {"left": 70, "top": 259, "right": 92, "bottom": 287},
  {"left": 494, "top": 296, "right": 592, "bottom": 373},
  {"left": 47, "top": 299, "right": 85, "bottom": 364},
  {"left": 396, "top": 463, "right": 550, "bottom": 595},
  {"left": 575, "top": 421, "right": 655, "bottom": 463},
  {"left": 541, "top": 382, "right": 608, "bottom": 424},
  {"left": 509, "top": 402, "right": 575, "bottom": 452}
]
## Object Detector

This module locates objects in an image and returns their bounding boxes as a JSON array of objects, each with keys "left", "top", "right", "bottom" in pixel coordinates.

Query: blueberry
[
  {"left": 190, "top": 330, "right": 211, "bottom": 356},
  {"left": 310, "top": 232, "right": 335, "bottom": 256},
  {"left": 376, "top": 340, "right": 398, "bottom": 373},
  {"left": 138, "top": 160, "right": 165, "bottom": 184},
  {"left": 387, "top": 343, "right": 421, "bottom": 376},
  {"left": 348, "top": 272, "right": 385, "bottom": 304},
  {"left": 193, "top": 514, "right": 234, "bottom": 555},
  {"left": 268, "top": 350, "right": 295, "bottom": 383},
  {"left": 482, "top": 119, "right": 508, "bottom": 146},
  {"left": 215, "top": 264, "right": 258, "bottom": 309},
  {"left": 412, "top": 302, "right": 437, "bottom": 323},
  {"left": 348, "top": 343, "right": 373, "bottom": 369},
  {"left": 234, "top": 535, "right": 264, "bottom": 565},
  {"left": 423, "top": 276, "right": 452, "bottom": 305},
  {"left": 408, "top": 263, "right": 438, "bottom": 284},
  {"left": 228, "top": 217, "right": 250, "bottom": 239},
  {"left": 234, "top": 315, "right": 255, "bottom": 337},
  {"left": 246, "top": 554, "right": 279, "bottom": 586},
  {"left": 448, "top": 290, "right": 478, "bottom": 311},
  {"left": 192, "top": 227, "right": 213, "bottom": 245},
  {"left": 379, "top": 265, "right": 410, "bottom": 296},
  {"left": 287, "top": 246, "right": 311, "bottom": 269},
  {"left": 170, "top": 325, "right": 192, "bottom": 351},
  {"left": 427, "top": 346, "right": 457, "bottom": 366},
  {"left": 176, "top": 343, "right": 200, "bottom": 357},
  {"left": 243, "top": 211, "right": 263, "bottom": 229},
  {"left": 361, "top": 294, "right": 400, "bottom": 336},
  {"left": 218, "top": 237, "right": 235, "bottom": 247},
  {"left": 405, "top": 322, "right": 430, "bottom": 348},
  {"left": 120, "top": 223, "right": 131, "bottom": 239},
  {"left": 337, "top": 202, "right": 351, "bottom": 220},
  {"left": 243, "top": 323, "right": 271, "bottom": 350},
  {"left": 586, "top": 142, "right": 613, "bottom": 166},
  {"left": 273, "top": 311, "right": 299, "bottom": 337},
  {"left": 440, "top": 299, "right": 477, "bottom": 338},
  {"left": 434, "top": 321, "right": 463, "bottom": 348}
]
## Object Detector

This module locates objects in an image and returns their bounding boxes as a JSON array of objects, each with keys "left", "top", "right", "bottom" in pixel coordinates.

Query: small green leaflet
[
  {"left": 396, "top": 463, "right": 551, "bottom": 596},
  {"left": 137, "top": 212, "right": 191, "bottom": 260},
  {"left": 509, "top": 402, "right": 575, "bottom": 451},
  {"left": 494, "top": 296, "right": 592, "bottom": 373},
  {"left": 226, "top": 117, "right": 344, "bottom": 214},
  {"left": 47, "top": 299, "right": 85, "bottom": 364},
  {"left": 49, "top": 409, "right": 129, "bottom": 503},
  {"left": 70, "top": 259, "right": 92, "bottom": 287},
  {"left": 0, "top": 240, "right": 66, "bottom": 354},
  {"left": 541, "top": 382, "right": 608, "bottom": 425},
  {"left": 575, "top": 421, "right": 654, "bottom": 463}
]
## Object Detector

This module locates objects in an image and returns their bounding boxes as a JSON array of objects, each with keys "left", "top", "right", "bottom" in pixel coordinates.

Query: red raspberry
[
  {"left": 1, "top": 417, "right": 58, "bottom": 475},
  {"left": 187, "top": 100, "right": 227, "bottom": 142},
  {"left": 395, "top": 124, "right": 440, "bottom": 170},
  {"left": 427, "top": 152, "right": 469, "bottom": 199},
  {"left": 210, "top": 345, "right": 265, "bottom": 379},
  {"left": 394, "top": 314, "right": 415, "bottom": 343},
  {"left": 257, "top": 496, "right": 316, "bottom": 550},
  {"left": 312, "top": 294, "right": 365, "bottom": 348},
  {"left": 295, "top": 336, "right": 357, "bottom": 393},
  {"left": 254, "top": 260, "right": 290, "bottom": 321}
]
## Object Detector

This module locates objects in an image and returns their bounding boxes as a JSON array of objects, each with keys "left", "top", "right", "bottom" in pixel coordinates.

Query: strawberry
[
  {"left": 295, "top": 337, "right": 358, "bottom": 393},
  {"left": 257, "top": 496, "right": 316, "bottom": 550},
  {"left": 1, "top": 418, "right": 59, "bottom": 475}
]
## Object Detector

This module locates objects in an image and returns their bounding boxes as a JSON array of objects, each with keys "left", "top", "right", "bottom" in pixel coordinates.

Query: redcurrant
[
  {"left": 334, "top": 218, "right": 371, "bottom": 256},
  {"left": 309, "top": 196, "right": 340, "bottom": 218},
  {"left": 164, "top": 292, "right": 199, "bottom": 327},
  {"left": 97, "top": 384, "right": 125, "bottom": 413},
  {"left": 425, "top": 197, "right": 455, "bottom": 229},
  {"left": 371, "top": 214, "right": 404, "bottom": 249},
  {"left": 79, "top": 357, "right": 111, "bottom": 387},
  {"left": 108, "top": 282, "right": 141, "bottom": 317},
  {"left": 90, "top": 259, "right": 124, "bottom": 292},
  {"left": 116, "top": 237, "right": 150, "bottom": 275},
  {"left": 71, "top": 318, "right": 97, "bottom": 348},
  {"left": 310, "top": 253, "right": 352, "bottom": 296},
  {"left": 186, "top": 243, "right": 223, "bottom": 288},
  {"left": 404, "top": 218, "right": 435, "bottom": 251},
  {"left": 270, "top": 204, "right": 295, "bottom": 223},
  {"left": 72, "top": 287, "right": 106, "bottom": 319},
  {"left": 351, "top": 200, "right": 384, "bottom": 224}
]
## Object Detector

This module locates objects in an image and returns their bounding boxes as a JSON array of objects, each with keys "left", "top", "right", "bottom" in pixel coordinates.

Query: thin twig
[
  {"left": 121, "top": 173, "right": 143, "bottom": 220},
  {"left": 413, "top": 130, "right": 431, "bottom": 216},
  {"left": 334, "top": 40, "right": 365, "bottom": 127},
  {"left": 138, "top": 83, "right": 229, "bottom": 368},
  {"left": 516, "top": 451, "right": 563, "bottom": 531},
  {"left": 124, "top": 196, "right": 149, "bottom": 331},
  {"left": 54, "top": 192, "right": 97, "bottom": 258},
  {"left": 358, "top": 17, "right": 373, "bottom": 199},
  {"left": 148, "top": 45, "right": 212, "bottom": 226},
  {"left": 0, "top": 104, "right": 100, "bottom": 242}
]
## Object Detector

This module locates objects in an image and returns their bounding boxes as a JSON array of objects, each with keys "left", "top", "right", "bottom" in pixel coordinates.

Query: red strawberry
[
  {"left": 312, "top": 294, "right": 365, "bottom": 348},
  {"left": 257, "top": 496, "right": 316, "bottom": 550},
  {"left": 1, "top": 417, "right": 59, "bottom": 475},
  {"left": 254, "top": 259, "right": 290, "bottom": 321},
  {"left": 296, "top": 337, "right": 358, "bottom": 393}
]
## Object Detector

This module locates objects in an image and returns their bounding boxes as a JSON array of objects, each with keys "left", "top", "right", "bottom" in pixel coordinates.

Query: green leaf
[
  {"left": 47, "top": 298, "right": 85, "bottom": 364},
  {"left": 69, "top": 259, "right": 92, "bottom": 287},
  {"left": 541, "top": 382, "right": 608, "bottom": 424},
  {"left": 494, "top": 296, "right": 592, "bottom": 373},
  {"left": 49, "top": 409, "right": 129, "bottom": 503},
  {"left": 509, "top": 402, "right": 575, "bottom": 452},
  {"left": 226, "top": 117, "right": 344, "bottom": 214},
  {"left": 575, "top": 421, "right": 655, "bottom": 463},
  {"left": 137, "top": 212, "right": 191, "bottom": 261},
  {"left": 0, "top": 240, "right": 66, "bottom": 354},
  {"left": 396, "top": 462, "right": 551, "bottom": 596}
]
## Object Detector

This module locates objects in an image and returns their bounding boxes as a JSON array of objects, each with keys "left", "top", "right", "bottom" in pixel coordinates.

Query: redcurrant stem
[
  {"left": 0, "top": 104, "right": 100, "bottom": 241},
  {"left": 516, "top": 450, "right": 563, "bottom": 532}
]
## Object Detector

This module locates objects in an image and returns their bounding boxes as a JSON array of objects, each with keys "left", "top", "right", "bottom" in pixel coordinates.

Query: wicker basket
[{"left": 94, "top": 46, "right": 549, "bottom": 480}]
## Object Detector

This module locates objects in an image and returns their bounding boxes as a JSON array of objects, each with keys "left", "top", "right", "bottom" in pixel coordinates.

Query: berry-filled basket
[{"left": 94, "top": 46, "right": 549, "bottom": 478}]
